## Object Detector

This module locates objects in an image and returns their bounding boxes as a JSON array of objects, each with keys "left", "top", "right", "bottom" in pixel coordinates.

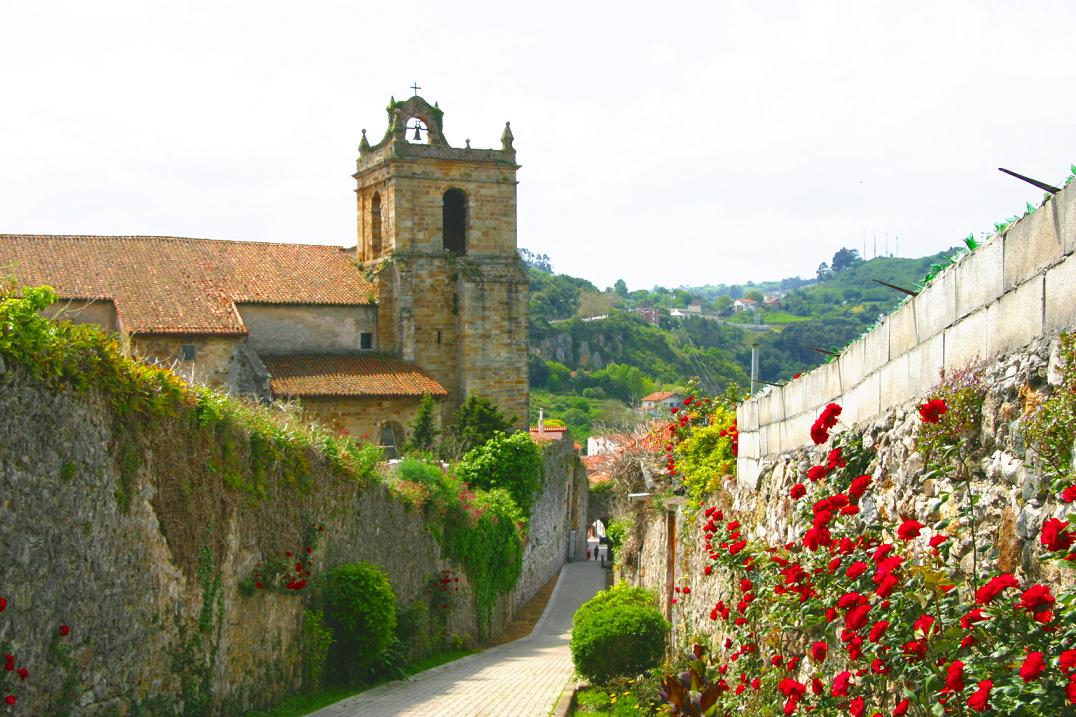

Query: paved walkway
[{"left": 306, "top": 561, "right": 606, "bottom": 717}]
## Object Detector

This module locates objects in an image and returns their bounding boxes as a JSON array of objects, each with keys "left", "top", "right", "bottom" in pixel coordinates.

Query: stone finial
[
  {"left": 358, "top": 129, "right": 370, "bottom": 153},
  {"left": 390, "top": 108, "right": 405, "bottom": 140},
  {"left": 465, "top": 138, "right": 471, "bottom": 149},
  {"left": 500, "top": 121, "right": 514, "bottom": 150}
]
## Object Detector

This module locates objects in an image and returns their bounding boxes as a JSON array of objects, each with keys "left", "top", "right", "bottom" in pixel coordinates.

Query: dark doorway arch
[
  {"left": 442, "top": 189, "right": 467, "bottom": 255},
  {"left": 379, "top": 421, "right": 405, "bottom": 460}
]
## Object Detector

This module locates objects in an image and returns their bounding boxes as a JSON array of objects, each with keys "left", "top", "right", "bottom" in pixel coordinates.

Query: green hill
[{"left": 522, "top": 247, "right": 959, "bottom": 442}]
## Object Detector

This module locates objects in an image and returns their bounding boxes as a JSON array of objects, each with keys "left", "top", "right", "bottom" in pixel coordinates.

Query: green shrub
[
  {"left": 570, "top": 586, "right": 668, "bottom": 683},
  {"left": 319, "top": 562, "right": 397, "bottom": 685},
  {"left": 456, "top": 431, "right": 543, "bottom": 515}
]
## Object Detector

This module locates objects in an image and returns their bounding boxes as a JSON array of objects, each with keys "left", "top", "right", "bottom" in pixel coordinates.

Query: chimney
[{"left": 538, "top": 408, "right": 544, "bottom": 436}]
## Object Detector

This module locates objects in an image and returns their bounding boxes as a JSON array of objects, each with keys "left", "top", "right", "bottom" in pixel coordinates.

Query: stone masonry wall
[
  {"left": 0, "top": 364, "right": 573, "bottom": 715},
  {"left": 738, "top": 180, "right": 1076, "bottom": 483},
  {"left": 625, "top": 333, "right": 1075, "bottom": 647}
]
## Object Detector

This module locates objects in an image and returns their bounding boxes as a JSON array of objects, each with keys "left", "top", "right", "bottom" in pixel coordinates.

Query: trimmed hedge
[
  {"left": 319, "top": 562, "right": 397, "bottom": 685},
  {"left": 570, "top": 584, "right": 668, "bottom": 683}
]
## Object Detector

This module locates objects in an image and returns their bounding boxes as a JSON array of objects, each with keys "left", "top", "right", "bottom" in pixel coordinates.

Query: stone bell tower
[{"left": 353, "top": 94, "right": 529, "bottom": 426}]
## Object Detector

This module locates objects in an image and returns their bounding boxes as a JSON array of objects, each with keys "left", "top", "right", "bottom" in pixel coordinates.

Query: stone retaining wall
[{"left": 738, "top": 180, "right": 1076, "bottom": 485}]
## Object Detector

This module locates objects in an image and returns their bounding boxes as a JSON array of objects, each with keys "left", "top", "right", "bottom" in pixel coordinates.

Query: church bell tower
[{"left": 353, "top": 93, "right": 529, "bottom": 426}]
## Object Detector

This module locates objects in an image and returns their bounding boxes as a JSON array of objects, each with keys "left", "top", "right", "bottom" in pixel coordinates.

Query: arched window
[
  {"left": 442, "top": 189, "right": 467, "bottom": 255},
  {"left": 370, "top": 192, "right": 382, "bottom": 257},
  {"left": 379, "top": 421, "right": 405, "bottom": 460}
]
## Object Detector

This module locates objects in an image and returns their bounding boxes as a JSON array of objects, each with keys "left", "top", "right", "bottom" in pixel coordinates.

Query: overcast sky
[{"left": 3, "top": 0, "right": 1075, "bottom": 290}]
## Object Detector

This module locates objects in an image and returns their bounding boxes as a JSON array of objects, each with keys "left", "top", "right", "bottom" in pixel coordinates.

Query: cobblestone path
[{"left": 305, "top": 561, "right": 605, "bottom": 717}]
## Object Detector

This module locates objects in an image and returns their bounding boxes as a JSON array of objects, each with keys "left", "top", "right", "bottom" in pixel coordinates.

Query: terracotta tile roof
[
  {"left": 0, "top": 235, "right": 374, "bottom": 335},
  {"left": 641, "top": 391, "right": 679, "bottom": 403},
  {"left": 529, "top": 425, "right": 568, "bottom": 442},
  {"left": 262, "top": 354, "right": 447, "bottom": 398}
]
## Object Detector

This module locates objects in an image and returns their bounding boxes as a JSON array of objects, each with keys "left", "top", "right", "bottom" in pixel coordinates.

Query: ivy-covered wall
[{"left": 0, "top": 357, "right": 577, "bottom": 715}]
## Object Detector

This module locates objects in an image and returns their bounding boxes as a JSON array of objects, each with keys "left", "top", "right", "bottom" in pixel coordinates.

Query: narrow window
[
  {"left": 370, "top": 192, "right": 382, "bottom": 257},
  {"left": 180, "top": 344, "right": 197, "bottom": 361},
  {"left": 442, "top": 189, "right": 467, "bottom": 255},
  {"left": 379, "top": 422, "right": 404, "bottom": 460},
  {"left": 360, "top": 332, "right": 373, "bottom": 350},
  {"left": 436, "top": 329, "right": 442, "bottom": 345}
]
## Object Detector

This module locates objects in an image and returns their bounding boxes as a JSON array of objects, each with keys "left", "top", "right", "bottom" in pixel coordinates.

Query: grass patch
[
  {"left": 574, "top": 686, "right": 648, "bottom": 716},
  {"left": 240, "top": 648, "right": 476, "bottom": 717}
]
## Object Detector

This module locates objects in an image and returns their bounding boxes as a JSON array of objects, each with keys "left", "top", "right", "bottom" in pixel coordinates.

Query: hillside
[{"left": 524, "top": 247, "right": 959, "bottom": 441}]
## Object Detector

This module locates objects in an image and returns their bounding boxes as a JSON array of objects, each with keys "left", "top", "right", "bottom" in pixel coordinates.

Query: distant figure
[{"left": 586, "top": 547, "right": 592, "bottom": 560}]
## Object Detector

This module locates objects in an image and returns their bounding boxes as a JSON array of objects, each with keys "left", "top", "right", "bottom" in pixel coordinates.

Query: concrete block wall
[{"left": 737, "top": 182, "right": 1076, "bottom": 484}]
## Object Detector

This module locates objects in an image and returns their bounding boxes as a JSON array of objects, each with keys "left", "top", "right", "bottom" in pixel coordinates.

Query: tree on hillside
[
  {"left": 518, "top": 248, "right": 553, "bottom": 273},
  {"left": 447, "top": 396, "right": 514, "bottom": 457},
  {"left": 406, "top": 393, "right": 439, "bottom": 454},
  {"left": 744, "top": 289, "right": 764, "bottom": 303},
  {"left": 831, "top": 247, "right": 862, "bottom": 272},
  {"left": 714, "top": 295, "right": 733, "bottom": 313},
  {"left": 614, "top": 279, "right": 628, "bottom": 297},
  {"left": 816, "top": 262, "right": 832, "bottom": 281}
]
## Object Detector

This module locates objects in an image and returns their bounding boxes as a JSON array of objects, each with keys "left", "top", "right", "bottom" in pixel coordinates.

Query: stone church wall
[
  {"left": 0, "top": 362, "right": 576, "bottom": 715},
  {"left": 236, "top": 304, "right": 378, "bottom": 355}
]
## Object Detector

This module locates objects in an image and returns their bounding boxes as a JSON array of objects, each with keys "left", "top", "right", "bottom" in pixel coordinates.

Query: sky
[{"left": 2, "top": 0, "right": 1075, "bottom": 291}]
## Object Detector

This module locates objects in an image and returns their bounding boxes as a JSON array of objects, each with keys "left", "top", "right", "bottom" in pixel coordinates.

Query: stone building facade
[{"left": 0, "top": 94, "right": 529, "bottom": 445}]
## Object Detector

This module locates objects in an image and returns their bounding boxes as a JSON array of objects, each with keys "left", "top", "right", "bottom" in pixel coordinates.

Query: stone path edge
[{"left": 385, "top": 563, "right": 570, "bottom": 685}]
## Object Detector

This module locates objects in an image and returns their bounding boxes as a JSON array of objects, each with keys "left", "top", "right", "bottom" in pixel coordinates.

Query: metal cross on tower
[{"left": 410, "top": 82, "right": 421, "bottom": 96}]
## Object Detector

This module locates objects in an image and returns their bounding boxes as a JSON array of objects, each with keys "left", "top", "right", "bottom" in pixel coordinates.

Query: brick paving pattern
[{"left": 306, "top": 561, "right": 605, "bottom": 717}]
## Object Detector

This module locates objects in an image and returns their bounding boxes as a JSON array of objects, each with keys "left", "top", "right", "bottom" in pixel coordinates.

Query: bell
[{"left": 413, "top": 124, "right": 423, "bottom": 141}]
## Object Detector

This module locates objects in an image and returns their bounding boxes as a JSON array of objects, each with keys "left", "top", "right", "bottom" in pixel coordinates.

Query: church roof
[
  {"left": 262, "top": 354, "right": 448, "bottom": 398},
  {"left": 0, "top": 235, "right": 374, "bottom": 335}
]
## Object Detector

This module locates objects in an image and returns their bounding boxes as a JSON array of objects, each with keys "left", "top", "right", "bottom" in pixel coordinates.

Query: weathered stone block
[
  {"left": 838, "top": 338, "right": 866, "bottom": 393},
  {"left": 861, "top": 319, "right": 891, "bottom": 376},
  {"left": 987, "top": 276, "right": 1044, "bottom": 357},
  {"left": 842, "top": 372, "right": 880, "bottom": 426},
  {"left": 943, "top": 307, "right": 988, "bottom": 372},
  {"left": 954, "top": 236, "right": 1004, "bottom": 320},
  {"left": 1051, "top": 184, "right": 1076, "bottom": 256},
  {"left": 783, "top": 379, "right": 804, "bottom": 418},
  {"left": 914, "top": 269, "right": 957, "bottom": 342},
  {"left": 888, "top": 301, "right": 918, "bottom": 358},
  {"left": 1045, "top": 252, "right": 1076, "bottom": 332},
  {"left": 818, "top": 360, "right": 843, "bottom": 405},
  {"left": 907, "top": 332, "right": 944, "bottom": 395},
  {"left": 879, "top": 354, "right": 911, "bottom": 412},
  {"left": 1003, "top": 206, "right": 1062, "bottom": 290}
]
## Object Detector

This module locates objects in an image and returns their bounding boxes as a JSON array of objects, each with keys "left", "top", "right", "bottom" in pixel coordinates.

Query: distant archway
[{"left": 442, "top": 189, "right": 467, "bottom": 255}]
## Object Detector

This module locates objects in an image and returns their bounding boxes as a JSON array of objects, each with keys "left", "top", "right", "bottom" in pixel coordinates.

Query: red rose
[
  {"left": 1067, "top": 674, "right": 1076, "bottom": 704},
  {"left": 790, "top": 483, "right": 807, "bottom": 499},
  {"left": 704, "top": 565, "right": 712, "bottom": 576},
  {"left": 16, "top": 667, "right": 27, "bottom": 681},
  {"left": 810, "top": 641, "right": 827, "bottom": 662},
  {"left": 849, "top": 696, "right": 865, "bottom": 717},
  {"left": 0, "top": 597, "right": 6, "bottom": 612},
  {"left": 1061, "top": 649, "right": 1076, "bottom": 674},
  {"left": 868, "top": 620, "right": 890, "bottom": 642},
  {"left": 810, "top": 422, "right": 830, "bottom": 445},
  {"left": 59, "top": 624, "right": 70, "bottom": 637},
  {"left": 832, "top": 670, "right": 852, "bottom": 696},
  {"left": 1019, "top": 651, "right": 1045, "bottom": 682},
  {"left": 919, "top": 398, "right": 947, "bottom": 423},
  {"left": 807, "top": 465, "right": 827, "bottom": 482},
  {"left": 912, "top": 613, "right": 937, "bottom": 639},
  {"left": 1063, "top": 485, "right": 1076, "bottom": 503},
  {"left": 967, "top": 680, "right": 992, "bottom": 712},
  {"left": 729, "top": 540, "right": 747, "bottom": 556},
  {"left": 929, "top": 534, "right": 947, "bottom": 548},
  {"left": 975, "top": 574, "right": 1019, "bottom": 604},
  {"left": 870, "top": 658, "right": 890, "bottom": 674},
  {"left": 1018, "top": 584, "right": 1056, "bottom": 614},
  {"left": 1041, "top": 518, "right": 1075, "bottom": 552},
  {"left": 4, "top": 696, "right": 15, "bottom": 706},
  {"left": 893, "top": 699, "right": 910, "bottom": 716},
  {"left": 897, "top": 519, "right": 924, "bottom": 541},
  {"left": 960, "top": 608, "right": 989, "bottom": 629},
  {"left": 902, "top": 639, "right": 927, "bottom": 660},
  {"left": 846, "top": 561, "right": 868, "bottom": 580},
  {"left": 848, "top": 475, "right": 871, "bottom": 499},
  {"left": 778, "top": 678, "right": 806, "bottom": 698},
  {"left": 944, "top": 660, "right": 965, "bottom": 692}
]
